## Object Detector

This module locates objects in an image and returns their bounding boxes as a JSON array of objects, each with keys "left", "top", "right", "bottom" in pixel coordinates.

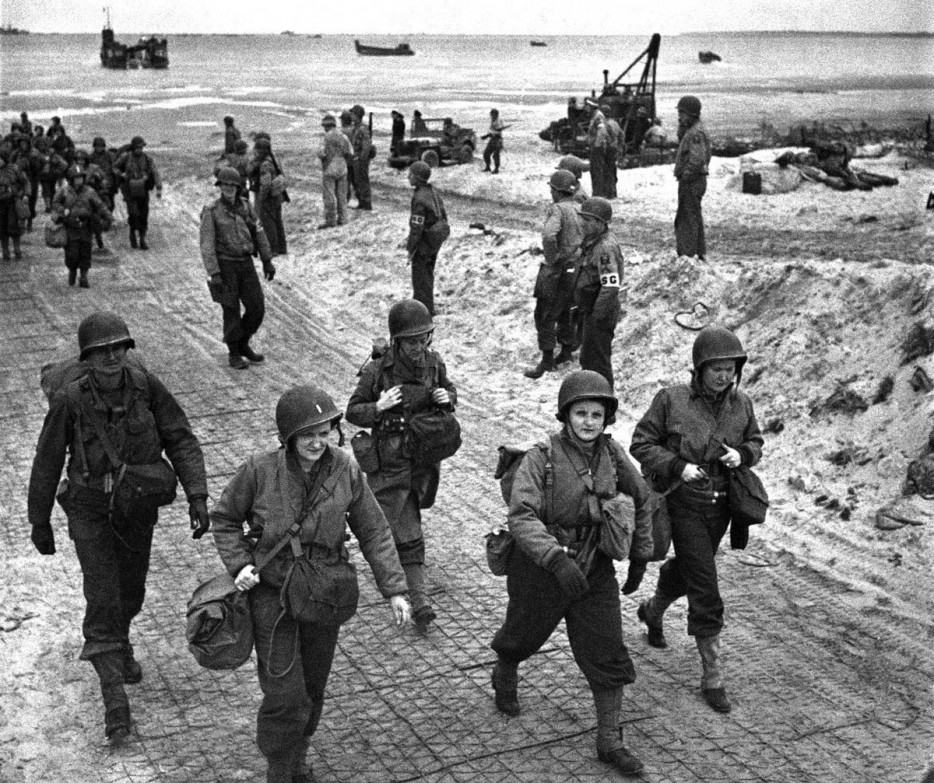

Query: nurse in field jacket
[
  {"left": 630, "top": 325, "right": 763, "bottom": 714},
  {"left": 211, "top": 385, "right": 411, "bottom": 783}
]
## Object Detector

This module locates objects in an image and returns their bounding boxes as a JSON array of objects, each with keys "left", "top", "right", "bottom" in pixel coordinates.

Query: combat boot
[
  {"left": 523, "top": 350, "right": 555, "bottom": 379},
  {"left": 228, "top": 352, "right": 249, "bottom": 370},
  {"left": 129, "top": 228, "right": 138, "bottom": 248},
  {"left": 637, "top": 600, "right": 668, "bottom": 649},
  {"left": 593, "top": 687, "right": 644, "bottom": 776},
  {"left": 1, "top": 238, "right": 9, "bottom": 261},
  {"left": 696, "top": 634, "right": 731, "bottom": 713},
  {"left": 68, "top": 268, "right": 77, "bottom": 286},
  {"left": 78, "top": 272, "right": 90, "bottom": 288},
  {"left": 491, "top": 658, "right": 521, "bottom": 716},
  {"left": 554, "top": 344, "right": 577, "bottom": 366},
  {"left": 239, "top": 340, "right": 265, "bottom": 364},
  {"left": 123, "top": 643, "right": 143, "bottom": 684},
  {"left": 12, "top": 237, "right": 22, "bottom": 261},
  {"left": 138, "top": 232, "right": 149, "bottom": 250},
  {"left": 91, "top": 652, "right": 132, "bottom": 742}
]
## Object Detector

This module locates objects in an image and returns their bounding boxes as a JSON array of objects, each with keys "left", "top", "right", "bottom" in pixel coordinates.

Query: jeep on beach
[{"left": 388, "top": 117, "right": 477, "bottom": 169}]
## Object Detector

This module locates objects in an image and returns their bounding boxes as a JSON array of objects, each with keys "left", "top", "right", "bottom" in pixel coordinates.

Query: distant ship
[
  {"left": 100, "top": 8, "right": 169, "bottom": 69},
  {"left": 0, "top": 24, "right": 29, "bottom": 35},
  {"left": 698, "top": 50, "right": 722, "bottom": 64},
  {"left": 354, "top": 39, "right": 415, "bottom": 56},
  {"left": 530, "top": 40, "right": 547, "bottom": 47}
]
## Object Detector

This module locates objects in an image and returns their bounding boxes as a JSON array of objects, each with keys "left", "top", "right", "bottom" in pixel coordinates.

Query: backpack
[{"left": 421, "top": 190, "right": 450, "bottom": 254}]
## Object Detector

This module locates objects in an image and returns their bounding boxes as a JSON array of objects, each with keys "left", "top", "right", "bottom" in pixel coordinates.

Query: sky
[{"left": 1, "top": 0, "right": 931, "bottom": 35}]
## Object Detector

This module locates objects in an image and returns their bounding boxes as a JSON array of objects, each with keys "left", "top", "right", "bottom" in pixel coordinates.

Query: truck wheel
[
  {"left": 420, "top": 149, "right": 440, "bottom": 168},
  {"left": 457, "top": 145, "right": 474, "bottom": 164}
]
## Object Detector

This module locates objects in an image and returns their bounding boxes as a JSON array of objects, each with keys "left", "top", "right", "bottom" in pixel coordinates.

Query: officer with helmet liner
[
  {"left": 211, "top": 384, "right": 410, "bottom": 783},
  {"left": 28, "top": 312, "right": 210, "bottom": 743},
  {"left": 51, "top": 165, "right": 112, "bottom": 287},
  {"left": 490, "top": 370, "right": 653, "bottom": 776},
  {"left": 574, "top": 197, "right": 626, "bottom": 389},
  {"left": 346, "top": 299, "right": 458, "bottom": 633},
  {"left": 524, "top": 168, "right": 582, "bottom": 379},
  {"left": 630, "top": 325, "right": 763, "bottom": 714},
  {"left": 673, "top": 95, "right": 711, "bottom": 260},
  {"left": 200, "top": 166, "right": 274, "bottom": 370}
]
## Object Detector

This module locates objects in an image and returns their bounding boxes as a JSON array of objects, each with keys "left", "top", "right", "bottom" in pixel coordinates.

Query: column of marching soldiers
[{"left": 19, "top": 98, "right": 764, "bottom": 783}]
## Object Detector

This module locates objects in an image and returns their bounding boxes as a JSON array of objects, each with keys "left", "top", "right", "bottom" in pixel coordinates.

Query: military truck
[
  {"left": 539, "top": 34, "right": 673, "bottom": 168},
  {"left": 388, "top": 117, "right": 477, "bottom": 169}
]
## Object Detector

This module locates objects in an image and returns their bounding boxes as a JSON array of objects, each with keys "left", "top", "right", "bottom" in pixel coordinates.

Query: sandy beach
[{"left": 2, "top": 93, "right": 934, "bottom": 782}]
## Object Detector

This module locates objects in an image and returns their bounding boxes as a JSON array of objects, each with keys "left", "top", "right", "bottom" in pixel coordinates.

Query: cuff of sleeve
[
  {"left": 669, "top": 458, "right": 688, "bottom": 482},
  {"left": 227, "top": 556, "right": 254, "bottom": 579},
  {"left": 738, "top": 446, "right": 755, "bottom": 466}
]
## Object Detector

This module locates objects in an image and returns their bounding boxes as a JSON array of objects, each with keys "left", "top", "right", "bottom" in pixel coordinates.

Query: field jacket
[
  {"left": 508, "top": 431, "right": 653, "bottom": 570},
  {"left": 199, "top": 196, "right": 272, "bottom": 274},
  {"left": 541, "top": 197, "right": 582, "bottom": 268},
  {"left": 211, "top": 446, "right": 407, "bottom": 595},
  {"left": 674, "top": 119, "right": 711, "bottom": 183}
]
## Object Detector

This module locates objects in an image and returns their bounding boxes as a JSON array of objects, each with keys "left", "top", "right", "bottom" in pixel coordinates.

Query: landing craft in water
[
  {"left": 354, "top": 39, "right": 415, "bottom": 56},
  {"left": 100, "top": 9, "right": 169, "bottom": 69}
]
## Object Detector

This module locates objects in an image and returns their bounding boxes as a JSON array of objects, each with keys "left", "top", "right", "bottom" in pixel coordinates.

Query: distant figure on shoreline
[
  {"left": 316, "top": 113, "right": 352, "bottom": 229},
  {"left": 223, "top": 115, "right": 241, "bottom": 155},
  {"left": 482, "top": 108, "right": 509, "bottom": 174},
  {"left": 673, "top": 95, "right": 711, "bottom": 260}
]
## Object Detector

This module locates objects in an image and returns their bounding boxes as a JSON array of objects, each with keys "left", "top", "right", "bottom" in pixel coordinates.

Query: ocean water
[{"left": 2, "top": 32, "right": 932, "bottom": 144}]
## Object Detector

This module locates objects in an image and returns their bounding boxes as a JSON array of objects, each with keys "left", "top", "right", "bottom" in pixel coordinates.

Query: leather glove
[
  {"left": 31, "top": 523, "right": 56, "bottom": 555},
  {"left": 263, "top": 261, "right": 276, "bottom": 281},
  {"left": 550, "top": 550, "right": 589, "bottom": 600},
  {"left": 621, "top": 560, "right": 647, "bottom": 595},
  {"left": 189, "top": 497, "right": 210, "bottom": 540}
]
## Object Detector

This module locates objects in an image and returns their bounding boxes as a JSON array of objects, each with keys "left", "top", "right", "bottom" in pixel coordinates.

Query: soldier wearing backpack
[
  {"left": 346, "top": 300, "right": 458, "bottom": 633},
  {"left": 51, "top": 165, "right": 112, "bottom": 287},
  {"left": 27, "top": 312, "right": 210, "bottom": 743},
  {"left": 115, "top": 135, "right": 161, "bottom": 250},
  {"left": 406, "top": 161, "right": 449, "bottom": 316},
  {"left": 489, "top": 370, "right": 654, "bottom": 777}
]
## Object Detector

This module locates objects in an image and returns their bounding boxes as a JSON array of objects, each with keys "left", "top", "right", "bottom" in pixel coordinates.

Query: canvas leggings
[
  {"left": 491, "top": 548, "right": 635, "bottom": 690},
  {"left": 250, "top": 582, "right": 340, "bottom": 782},
  {"left": 321, "top": 174, "right": 347, "bottom": 227},
  {"left": 675, "top": 177, "right": 707, "bottom": 259}
]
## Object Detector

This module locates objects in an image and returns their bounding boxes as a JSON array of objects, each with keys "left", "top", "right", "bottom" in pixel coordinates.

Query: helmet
[
  {"left": 350, "top": 104, "right": 365, "bottom": 119},
  {"left": 556, "top": 154, "right": 590, "bottom": 176},
  {"left": 223, "top": 115, "right": 234, "bottom": 125},
  {"left": 254, "top": 137, "right": 271, "bottom": 152},
  {"left": 579, "top": 197, "right": 613, "bottom": 224},
  {"left": 131, "top": 135, "right": 146, "bottom": 148},
  {"left": 254, "top": 131, "right": 271, "bottom": 141},
  {"left": 548, "top": 169, "right": 578, "bottom": 194},
  {"left": 692, "top": 325, "right": 747, "bottom": 374},
  {"left": 321, "top": 114, "right": 336, "bottom": 127},
  {"left": 339, "top": 110, "right": 354, "bottom": 125},
  {"left": 408, "top": 160, "right": 432, "bottom": 182},
  {"left": 556, "top": 370, "right": 618, "bottom": 424},
  {"left": 275, "top": 385, "right": 342, "bottom": 444},
  {"left": 234, "top": 139, "right": 248, "bottom": 154},
  {"left": 73, "top": 148, "right": 90, "bottom": 162},
  {"left": 215, "top": 166, "right": 241, "bottom": 186},
  {"left": 67, "top": 165, "right": 87, "bottom": 182},
  {"left": 677, "top": 95, "right": 702, "bottom": 117},
  {"left": 92, "top": 136, "right": 106, "bottom": 149},
  {"left": 388, "top": 299, "right": 434, "bottom": 340},
  {"left": 78, "top": 312, "right": 136, "bottom": 360}
]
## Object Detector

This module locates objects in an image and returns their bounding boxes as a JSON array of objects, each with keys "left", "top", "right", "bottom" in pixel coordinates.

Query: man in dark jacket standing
[
  {"left": 223, "top": 115, "right": 241, "bottom": 155},
  {"left": 349, "top": 104, "right": 372, "bottom": 210},
  {"left": 673, "top": 95, "right": 712, "bottom": 260},
  {"left": 27, "top": 312, "right": 210, "bottom": 743},
  {"left": 115, "top": 135, "right": 162, "bottom": 250},
  {"left": 200, "top": 167, "right": 274, "bottom": 370},
  {"left": 406, "top": 161, "right": 448, "bottom": 316}
]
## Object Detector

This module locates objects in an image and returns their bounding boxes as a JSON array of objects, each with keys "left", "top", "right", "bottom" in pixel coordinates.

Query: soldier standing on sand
[
  {"left": 223, "top": 115, "right": 241, "bottom": 155},
  {"left": 11, "top": 135, "right": 41, "bottom": 231},
  {"left": 216, "top": 139, "right": 250, "bottom": 189},
  {"left": 482, "top": 108, "right": 508, "bottom": 174},
  {"left": 90, "top": 137, "right": 117, "bottom": 213},
  {"left": 524, "top": 169, "right": 582, "bottom": 379},
  {"left": 200, "top": 167, "right": 275, "bottom": 370},
  {"left": 350, "top": 104, "right": 373, "bottom": 211},
  {"left": 317, "top": 114, "right": 352, "bottom": 229},
  {"left": 115, "top": 136, "right": 161, "bottom": 250},
  {"left": 250, "top": 137, "right": 288, "bottom": 258},
  {"left": 51, "top": 166, "right": 111, "bottom": 287},
  {"left": 27, "top": 312, "right": 210, "bottom": 743},
  {"left": 340, "top": 111, "right": 357, "bottom": 206},
  {"left": 574, "top": 197, "right": 626, "bottom": 389},
  {"left": 391, "top": 110, "right": 406, "bottom": 156},
  {"left": 406, "top": 161, "right": 449, "bottom": 316},
  {"left": 673, "top": 95, "right": 712, "bottom": 260},
  {"left": 0, "top": 150, "right": 29, "bottom": 261}
]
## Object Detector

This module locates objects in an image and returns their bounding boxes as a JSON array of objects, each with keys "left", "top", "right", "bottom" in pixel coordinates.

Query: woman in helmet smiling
[
  {"left": 630, "top": 325, "right": 763, "bottom": 714},
  {"left": 490, "top": 370, "right": 654, "bottom": 777},
  {"left": 210, "top": 385, "right": 411, "bottom": 783}
]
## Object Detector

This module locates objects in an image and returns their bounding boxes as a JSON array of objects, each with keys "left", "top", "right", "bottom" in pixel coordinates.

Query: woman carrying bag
[
  {"left": 630, "top": 325, "right": 764, "bottom": 714},
  {"left": 489, "top": 370, "right": 654, "bottom": 777},
  {"left": 211, "top": 385, "right": 410, "bottom": 783}
]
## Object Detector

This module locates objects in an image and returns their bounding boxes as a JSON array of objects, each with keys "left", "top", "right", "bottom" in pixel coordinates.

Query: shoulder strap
[{"left": 271, "top": 451, "right": 333, "bottom": 569}]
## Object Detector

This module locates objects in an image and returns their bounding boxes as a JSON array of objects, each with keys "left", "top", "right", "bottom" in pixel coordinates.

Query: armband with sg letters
[{"left": 600, "top": 272, "right": 620, "bottom": 287}]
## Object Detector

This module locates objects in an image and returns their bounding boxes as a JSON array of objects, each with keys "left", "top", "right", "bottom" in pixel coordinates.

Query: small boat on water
[
  {"left": 100, "top": 9, "right": 168, "bottom": 69},
  {"left": 354, "top": 39, "right": 414, "bottom": 56},
  {"left": 698, "top": 50, "right": 722, "bottom": 64},
  {"left": 0, "top": 24, "right": 29, "bottom": 35},
  {"left": 530, "top": 40, "right": 547, "bottom": 47}
]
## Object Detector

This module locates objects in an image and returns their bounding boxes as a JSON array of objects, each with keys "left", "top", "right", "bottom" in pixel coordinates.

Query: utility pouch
[
  {"left": 484, "top": 527, "right": 515, "bottom": 576},
  {"left": 111, "top": 459, "right": 178, "bottom": 519},
  {"left": 55, "top": 478, "right": 76, "bottom": 516},
  {"left": 598, "top": 493, "right": 636, "bottom": 561},
  {"left": 350, "top": 430, "right": 380, "bottom": 474},
  {"left": 280, "top": 539, "right": 359, "bottom": 627}
]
